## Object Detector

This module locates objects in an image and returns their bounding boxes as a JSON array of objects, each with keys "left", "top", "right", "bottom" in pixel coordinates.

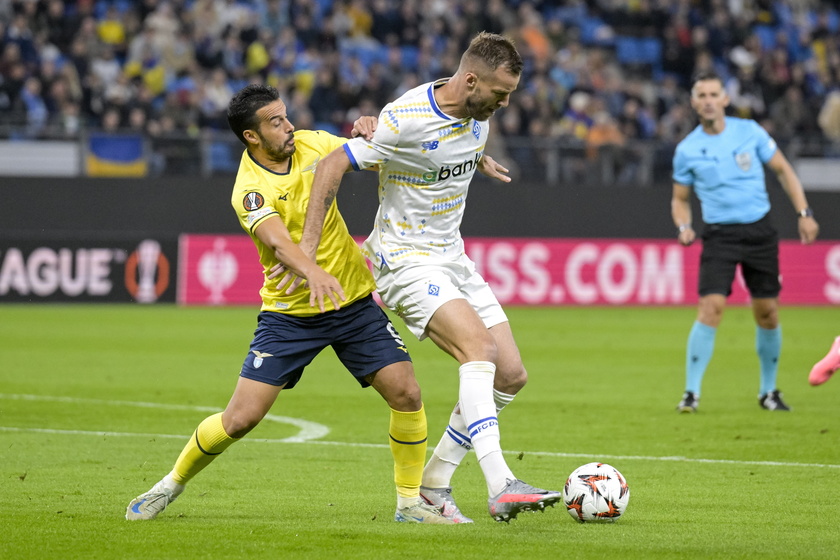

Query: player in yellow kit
[{"left": 125, "top": 84, "right": 450, "bottom": 524}]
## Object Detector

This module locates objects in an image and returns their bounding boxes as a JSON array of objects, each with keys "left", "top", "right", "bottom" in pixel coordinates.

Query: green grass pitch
[{"left": 1, "top": 304, "right": 838, "bottom": 559}]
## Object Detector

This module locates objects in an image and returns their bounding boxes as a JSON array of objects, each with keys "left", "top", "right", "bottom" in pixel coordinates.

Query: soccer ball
[{"left": 562, "top": 462, "right": 630, "bottom": 522}]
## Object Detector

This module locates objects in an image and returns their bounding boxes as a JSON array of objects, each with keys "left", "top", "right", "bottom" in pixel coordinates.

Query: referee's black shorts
[{"left": 698, "top": 213, "right": 781, "bottom": 298}]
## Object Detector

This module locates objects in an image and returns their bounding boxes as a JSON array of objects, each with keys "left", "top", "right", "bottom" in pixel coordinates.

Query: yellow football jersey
[{"left": 231, "top": 130, "right": 375, "bottom": 315}]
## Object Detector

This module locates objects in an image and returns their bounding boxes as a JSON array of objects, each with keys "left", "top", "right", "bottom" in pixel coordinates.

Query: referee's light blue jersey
[{"left": 672, "top": 116, "right": 778, "bottom": 225}]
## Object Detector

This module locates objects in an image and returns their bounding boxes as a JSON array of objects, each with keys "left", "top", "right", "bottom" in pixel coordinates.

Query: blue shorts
[{"left": 239, "top": 295, "right": 411, "bottom": 388}]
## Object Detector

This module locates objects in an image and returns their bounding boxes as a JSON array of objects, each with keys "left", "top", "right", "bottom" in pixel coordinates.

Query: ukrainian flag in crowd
[{"left": 86, "top": 134, "right": 147, "bottom": 177}]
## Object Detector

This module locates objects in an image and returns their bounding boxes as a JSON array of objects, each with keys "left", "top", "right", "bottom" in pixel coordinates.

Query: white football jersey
[{"left": 343, "top": 79, "right": 489, "bottom": 269}]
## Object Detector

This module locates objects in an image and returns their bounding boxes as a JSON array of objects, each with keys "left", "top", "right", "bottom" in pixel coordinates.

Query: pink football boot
[{"left": 809, "top": 336, "right": 840, "bottom": 386}]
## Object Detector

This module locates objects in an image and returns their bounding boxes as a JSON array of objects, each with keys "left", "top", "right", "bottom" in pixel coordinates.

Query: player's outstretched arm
[{"left": 254, "top": 215, "right": 345, "bottom": 312}]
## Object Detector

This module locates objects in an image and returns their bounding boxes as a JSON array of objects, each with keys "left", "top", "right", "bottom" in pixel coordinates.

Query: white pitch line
[
  {"left": 0, "top": 393, "right": 329, "bottom": 443},
  {"left": 2, "top": 394, "right": 838, "bottom": 470},
  {"left": 0, "top": 426, "right": 391, "bottom": 447},
  {"left": 3, "top": 425, "right": 839, "bottom": 469}
]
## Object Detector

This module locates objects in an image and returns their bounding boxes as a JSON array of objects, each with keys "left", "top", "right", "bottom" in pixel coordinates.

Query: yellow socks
[
  {"left": 171, "top": 412, "right": 239, "bottom": 485},
  {"left": 389, "top": 406, "right": 427, "bottom": 505}
]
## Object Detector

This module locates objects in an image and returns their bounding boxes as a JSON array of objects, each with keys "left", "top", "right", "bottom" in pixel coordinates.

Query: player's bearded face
[
  {"left": 254, "top": 100, "right": 296, "bottom": 161},
  {"left": 465, "top": 68, "right": 519, "bottom": 121},
  {"left": 464, "top": 92, "right": 498, "bottom": 121},
  {"left": 258, "top": 128, "right": 296, "bottom": 161}
]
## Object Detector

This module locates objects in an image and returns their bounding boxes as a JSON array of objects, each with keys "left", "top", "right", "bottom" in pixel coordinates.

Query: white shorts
[{"left": 374, "top": 253, "right": 508, "bottom": 340}]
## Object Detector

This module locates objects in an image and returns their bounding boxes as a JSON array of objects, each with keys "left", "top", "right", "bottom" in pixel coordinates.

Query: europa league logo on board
[
  {"left": 125, "top": 239, "right": 170, "bottom": 303},
  {"left": 197, "top": 237, "right": 238, "bottom": 304}
]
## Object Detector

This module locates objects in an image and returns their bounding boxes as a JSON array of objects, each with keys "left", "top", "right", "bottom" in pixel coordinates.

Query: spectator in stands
[
  {"left": 90, "top": 44, "right": 121, "bottom": 87},
  {"left": 55, "top": 98, "right": 81, "bottom": 138},
  {"left": 21, "top": 75, "right": 48, "bottom": 136},
  {"left": 769, "top": 85, "right": 811, "bottom": 145},
  {"left": 5, "top": 12, "right": 38, "bottom": 70},
  {"left": 555, "top": 90, "right": 593, "bottom": 140},
  {"left": 818, "top": 89, "right": 840, "bottom": 155},
  {"left": 200, "top": 67, "right": 234, "bottom": 129},
  {"left": 36, "top": 0, "right": 78, "bottom": 53},
  {"left": 100, "top": 105, "right": 122, "bottom": 133},
  {"left": 0, "top": 0, "right": 839, "bottom": 181},
  {"left": 96, "top": 4, "right": 127, "bottom": 57},
  {"left": 585, "top": 109, "right": 627, "bottom": 184}
]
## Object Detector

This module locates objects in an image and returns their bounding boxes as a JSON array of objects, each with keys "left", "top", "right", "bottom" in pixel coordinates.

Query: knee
[
  {"left": 756, "top": 308, "right": 778, "bottom": 329},
  {"left": 387, "top": 385, "right": 422, "bottom": 412},
  {"left": 222, "top": 411, "right": 262, "bottom": 439},
  {"left": 369, "top": 363, "right": 424, "bottom": 412},
  {"left": 697, "top": 302, "right": 724, "bottom": 327},
  {"left": 495, "top": 364, "right": 527, "bottom": 394}
]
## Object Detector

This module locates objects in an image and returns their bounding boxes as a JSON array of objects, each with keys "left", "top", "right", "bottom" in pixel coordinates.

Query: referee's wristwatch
[{"left": 798, "top": 207, "right": 814, "bottom": 218}]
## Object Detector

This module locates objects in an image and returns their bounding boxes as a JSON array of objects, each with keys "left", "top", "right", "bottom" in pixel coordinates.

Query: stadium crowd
[{"left": 1, "top": 0, "right": 840, "bottom": 177}]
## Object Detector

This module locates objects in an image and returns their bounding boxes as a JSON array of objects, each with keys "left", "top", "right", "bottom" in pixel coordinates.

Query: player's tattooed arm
[{"left": 268, "top": 147, "right": 355, "bottom": 294}]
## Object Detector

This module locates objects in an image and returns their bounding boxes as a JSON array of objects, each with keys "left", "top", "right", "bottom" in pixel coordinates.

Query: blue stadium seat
[
  {"left": 615, "top": 36, "right": 641, "bottom": 64},
  {"left": 208, "top": 142, "right": 238, "bottom": 173},
  {"left": 752, "top": 25, "right": 777, "bottom": 50},
  {"left": 638, "top": 37, "right": 662, "bottom": 64},
  {"left": 578, "top": 16, "right": 614, "bottom": 47},
  {"left": 401, "top": 45, "right": 419, "bottom": 72},
  {"left": 340, "top": 44, "right": 387, "bottom": 70},
  {"left": 808, "top": 8, "right": 839, "bottom": 32},
  {"left": 551, "top": 4, "right": 588, "bottom": 27},
  {"left": 313, "top": 121, "right": 340, "bottom": 135},
  {"left": 615, "top": 36, "right": 662, "bottom": 78}
]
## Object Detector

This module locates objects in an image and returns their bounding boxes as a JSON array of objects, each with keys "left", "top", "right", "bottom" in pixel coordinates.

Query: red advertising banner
[
  {"left": 178, "top": 234, "right": 263, "bottom": 305},
  {"left": 465, "top": 238, "right": 839, "bottom": 305},
  {"left": 177, "top": 234, "right": 840, "bottom": 306}
]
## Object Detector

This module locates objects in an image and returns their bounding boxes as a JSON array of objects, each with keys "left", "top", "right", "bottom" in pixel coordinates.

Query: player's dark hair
[
  {"left": 227, "top": 84, "right": 281, "bottom": 146},
  {"left": 461, "top": 31, "right": 523, "bottom": 76},
  {"left": 690, "top": 70, "right": 724, "bottom": 89}
]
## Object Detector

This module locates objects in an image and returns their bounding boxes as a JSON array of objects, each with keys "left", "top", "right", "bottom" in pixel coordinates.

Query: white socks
[
  {"left": 422, "top": 361, "right": 516, "bottom": 496},
  {"left": 161, "top": 471, "right": 185, "bottom": 501}
]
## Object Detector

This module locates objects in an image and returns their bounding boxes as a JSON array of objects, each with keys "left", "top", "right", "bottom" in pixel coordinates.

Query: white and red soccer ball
[{"left": 563, "top": 462, "right": 630, "bottom": 522}]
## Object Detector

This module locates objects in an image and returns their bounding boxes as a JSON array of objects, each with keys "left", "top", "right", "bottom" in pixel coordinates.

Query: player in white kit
[{"left": 296, "top": 32, "right": 562, "bottom": 523}]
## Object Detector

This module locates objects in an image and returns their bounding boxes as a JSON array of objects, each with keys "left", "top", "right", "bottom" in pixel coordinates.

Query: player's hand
[
  {"left": 678, "top": 227, "right": 695, "bottom": 246},
  {"left": 305, "top": 267, "right": 346, "bottom": 312},
  {"left": 799, "top": 216, "right": 819, "bottom": 244},
  {"left": 265, "top": 262, "right": 304, "bottom": 294},
  {"left": 478, "top": 155, "right": 511, "bottom": 183},
  {"left": 267, "top": 261, "right": 286, "bottom": 280},
  {"left": 351, "top": 116, "right": 378, "bottom": 140}
]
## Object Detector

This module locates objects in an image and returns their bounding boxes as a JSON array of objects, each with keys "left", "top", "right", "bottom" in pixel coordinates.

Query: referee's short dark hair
[{"left": 690, "top": 70, "right": 724, "bottom": 89}]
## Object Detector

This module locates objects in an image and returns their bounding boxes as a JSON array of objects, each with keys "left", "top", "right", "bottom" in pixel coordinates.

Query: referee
[{"left": 671, "top": 70, "right": 819, "bottom": 413}]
